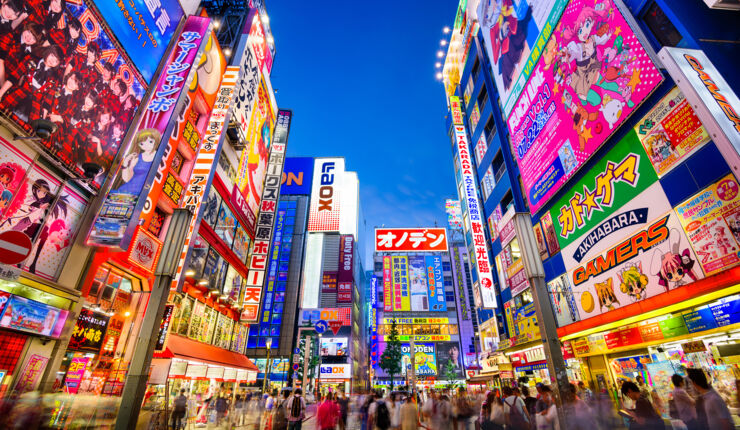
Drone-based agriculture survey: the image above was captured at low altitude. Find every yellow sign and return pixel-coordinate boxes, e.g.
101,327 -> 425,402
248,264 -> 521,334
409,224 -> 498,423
382,318 -> 449,325
450,96 -> 463,125
386,335 -> 452,342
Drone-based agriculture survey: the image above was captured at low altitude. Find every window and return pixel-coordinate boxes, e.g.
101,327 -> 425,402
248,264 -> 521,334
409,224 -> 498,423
642,2 -> 684,47
501,191 -> 514,214
442,262 -> 452,271
474,134 -> 488,165
445,291 -> 455,302
492,150 -> 506,183
484,116 -> 496,144
481,166 -> 496,199
471,58 -> 481,81
476,84 -> 488,110
374,261 -> 383,272
464,74 -> 475,105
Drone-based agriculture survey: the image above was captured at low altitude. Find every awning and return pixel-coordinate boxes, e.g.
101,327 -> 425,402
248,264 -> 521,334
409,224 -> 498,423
467,373 -> 496,384
157,335 -> 258,371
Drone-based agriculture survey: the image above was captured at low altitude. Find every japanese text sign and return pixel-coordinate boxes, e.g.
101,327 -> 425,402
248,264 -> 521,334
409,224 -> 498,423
383,256 -> 392,312
68,308 -> 110,352
64,357 -> 90,394
506,0 -> 662,213
14,354 -> 48,394
375,228 -> 448,252
308,158 -> 344,232
392,256 -> 410,311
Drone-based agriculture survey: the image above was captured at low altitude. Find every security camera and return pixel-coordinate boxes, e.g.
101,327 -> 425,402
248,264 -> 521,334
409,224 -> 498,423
81,162 -> 102,180
29,119 -> 58,140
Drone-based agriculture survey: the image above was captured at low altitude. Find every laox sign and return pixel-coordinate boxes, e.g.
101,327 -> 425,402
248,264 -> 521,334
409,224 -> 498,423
318,162 -> 336,211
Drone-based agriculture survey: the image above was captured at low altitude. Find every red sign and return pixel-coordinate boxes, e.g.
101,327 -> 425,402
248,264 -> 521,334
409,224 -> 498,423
127,227 -> 163,273
230,185 -> 256,237
605,327 -> 643,349
0,230 -> 33,265
328,320 -> 342,335
375,228 -> 448,252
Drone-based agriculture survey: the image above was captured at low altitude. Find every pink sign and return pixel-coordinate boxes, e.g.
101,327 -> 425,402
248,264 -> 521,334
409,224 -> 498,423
506,0 -> 662,213
14,354 -> 48,393
64,357 -> 90,394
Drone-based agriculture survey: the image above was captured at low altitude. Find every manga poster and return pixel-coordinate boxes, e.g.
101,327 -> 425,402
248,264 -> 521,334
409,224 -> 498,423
0,0 -> 146,185
506,0 -> 662,213
533,222 -> 548,259
547,273 -> 580,326
635,87 -> 711,177
401,343 -> 437,376
477,0 -> 568,115
674,174 -> 740,276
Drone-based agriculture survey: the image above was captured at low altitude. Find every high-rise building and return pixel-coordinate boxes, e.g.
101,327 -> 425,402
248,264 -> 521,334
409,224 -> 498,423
441,0 -> 740,394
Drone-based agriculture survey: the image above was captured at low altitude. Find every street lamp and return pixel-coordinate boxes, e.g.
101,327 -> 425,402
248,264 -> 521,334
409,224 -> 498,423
262,338 -> 273,393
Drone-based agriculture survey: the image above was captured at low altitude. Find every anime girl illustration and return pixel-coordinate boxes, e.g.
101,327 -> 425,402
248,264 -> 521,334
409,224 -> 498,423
27,213 -> 70,275
646,132 -> 676,164
478,0 -> 531,90
112,128 -> 160,195
558,141 -> 578,173
618,262 -> 648,301
713,226 -> 736,255
1,178 -> 59,239
594,277 -> 620,312
651,228 -> 699,292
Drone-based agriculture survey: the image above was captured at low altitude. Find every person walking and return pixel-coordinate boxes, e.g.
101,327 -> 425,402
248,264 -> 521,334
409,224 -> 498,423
215,393 -> 230,428
520,386 -> 537,429
576,382 -> 593,406
273,390 -> 290,430
318,392 -> 339,430
400,395 -> 420,430
687,368 -> 734,430
171,389 -> 188,430
436,394 -> 454,430
286,389 -> 307,430
533,386 -> 557,430
502,386 -> 530,430
621,381 -> 665,430
562,384 -> 598,430
453,387 -> 475,430
670,374 -> 698,430
370,391 -> 391,430
337,392 -> 349,430
480,391 -> 504,430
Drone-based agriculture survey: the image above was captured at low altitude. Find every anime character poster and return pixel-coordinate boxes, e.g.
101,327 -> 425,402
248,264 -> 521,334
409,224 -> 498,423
533,222 -> 548,259
674,174 -> 740,276
401,343 -> 437,376
635,87 -> 711,177
477,0 -> 568,116
547,274 -> 580,326
540,212 -> 560,254
506,0 -> 662,213
563,193 -> 703,320
0,0 -> 146,185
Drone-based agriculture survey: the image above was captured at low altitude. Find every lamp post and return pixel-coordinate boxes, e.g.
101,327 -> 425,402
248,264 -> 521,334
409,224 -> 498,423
262,338 -> 273,393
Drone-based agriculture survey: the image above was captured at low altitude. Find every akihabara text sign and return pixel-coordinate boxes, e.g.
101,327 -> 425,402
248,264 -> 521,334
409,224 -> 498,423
506,0 -> 662,213
375,228 -> 448,252
242,110 -> 291,322
451,97 -> 495,307
88,16 -> 210,249
171,67 -> 240,290
308,158 -> 344,232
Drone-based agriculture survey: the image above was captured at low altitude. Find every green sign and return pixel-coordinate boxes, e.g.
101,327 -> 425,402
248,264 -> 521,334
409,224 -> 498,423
659,315 -> 689,339
548,130 -> 658,249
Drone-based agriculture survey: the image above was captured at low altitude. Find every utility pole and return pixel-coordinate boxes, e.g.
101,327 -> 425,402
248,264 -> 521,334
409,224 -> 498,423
514,213 -> 570,428
115,210 -> 192,430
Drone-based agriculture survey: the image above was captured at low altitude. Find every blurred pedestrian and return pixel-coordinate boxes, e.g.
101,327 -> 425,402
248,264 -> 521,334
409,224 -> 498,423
401,394 -> 420,430
533,385 -> 557,430
670,374 -> 698,430
454,387 -> 475,430
502,386 -> 530,430
338,391 -> 349,430
436,394 -> 454,430
388,393 -> 400,430
562,384 -> 598,430
521,386 -> 537,428
273,390 -> 290,430
171,389 -> 188,430
216,393 -> 230,427
286,389 -> 307,430
318,392 -> 340,430
687,368 -> 734,430
577,382 -> 593,405
620,381 -> 664,430
636,375 -> 650,400
480,391 -> 504,430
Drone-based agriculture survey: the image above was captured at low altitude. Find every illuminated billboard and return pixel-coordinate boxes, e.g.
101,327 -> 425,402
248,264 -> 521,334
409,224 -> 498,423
505,0 -> 662,213
451,96 -> 496,307
445,200 -> 463,230
308,158 -> 345,232
281,157 -> 314,195
375,228 -> 448,252
392,256 -> 410,311
0,0 -> 147,185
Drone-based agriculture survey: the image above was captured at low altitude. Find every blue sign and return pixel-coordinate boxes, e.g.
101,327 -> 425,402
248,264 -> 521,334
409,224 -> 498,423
682,308 -> 718,333
710,298 -> 740,327
315,320 -> 328,334
93,0 -> 184,82
281,158 -> 314,195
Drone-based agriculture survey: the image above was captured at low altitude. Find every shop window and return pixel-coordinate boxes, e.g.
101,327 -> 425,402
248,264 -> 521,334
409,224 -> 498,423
484,116 -> 496,144
642,2 -> 684,48
476,84 -> 488,111
148,207 -> 166,237
0,332 -> 27,373
202,187 -> 222,227
471,58 -> 481,82
214,204 -> 238,247
171,151 -> 184,175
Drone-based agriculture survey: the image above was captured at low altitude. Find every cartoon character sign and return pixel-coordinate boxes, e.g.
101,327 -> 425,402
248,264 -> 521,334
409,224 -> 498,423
506,0 -> 662,213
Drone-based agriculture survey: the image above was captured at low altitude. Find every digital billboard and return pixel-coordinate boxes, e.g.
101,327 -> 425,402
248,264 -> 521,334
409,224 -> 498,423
375,228 -> 448,252
424,255 -> 447,312
506,0 -> 662,213
401,343 -> 437,376
436,342 -> 464,379
88,16 -> 210,249
308,158 -> 345,232
408,256 -> 429,312
320,337 -> 348,356
445,200 -> 464,230
338,235 -> 354,303
92,0 -> 184,82
0,0 -> 147,185
281,157 -> 314,195
392,256 -> 410,311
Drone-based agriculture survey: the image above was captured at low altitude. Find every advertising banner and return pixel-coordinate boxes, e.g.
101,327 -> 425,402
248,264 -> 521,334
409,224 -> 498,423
392,256 -> 410,311
401,343 -> 437,376
308,158 -> 344,232
322,271 -> 338,294
563,206 -> 703,321
635,87 -> 710,177
435,342 -> 464,379
299,308 -> 352,326
674,174 -> 740,275
549,131 -> 659,250
375,228 -> 448,252
548,274 -> 580,327
506,0 -> 662,213
445,200 -> 464,230
319,364 -> 351,379
451,97 -> 496,307
0,295 -> 60,337
383,256 -> 393,312
0,0 -> 147,185
14,354 -> 48,394
64,357 -> 90,394
68,308 -> 110,352
92,0 -> 184,82
88,16 -> 210,249
320,337 -> 348,356
338,235 -> 354,303
477,0 -> 568,116
409,256 -> 430,312
281,157 -> 314,195
382,318 -> 450,325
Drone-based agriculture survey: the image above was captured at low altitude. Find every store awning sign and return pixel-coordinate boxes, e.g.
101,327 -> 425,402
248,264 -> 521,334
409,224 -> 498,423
659,47 -> 740,179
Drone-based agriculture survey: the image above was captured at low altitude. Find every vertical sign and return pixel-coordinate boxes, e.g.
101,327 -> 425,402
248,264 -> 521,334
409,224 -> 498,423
308,158 -> 345,232
392,256 -> 410,311
171,66 -> 241,290
450,96 -> 496,307
337,235 -> 354,303
426,255 -> 447,312
88,16 -> 211,249
243,110 -> 292,322
383,256 -> 392,312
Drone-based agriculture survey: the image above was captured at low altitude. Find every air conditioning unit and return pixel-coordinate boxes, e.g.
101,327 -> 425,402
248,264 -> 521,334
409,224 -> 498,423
704,0 -> 740,10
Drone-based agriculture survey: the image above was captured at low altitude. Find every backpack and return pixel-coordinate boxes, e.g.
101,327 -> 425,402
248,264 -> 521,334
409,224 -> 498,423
375,401 -> 391,430
290,396 -> 304,419
504,398 -> 528,430
174,395 -> 187,413
274,400 -> 288,430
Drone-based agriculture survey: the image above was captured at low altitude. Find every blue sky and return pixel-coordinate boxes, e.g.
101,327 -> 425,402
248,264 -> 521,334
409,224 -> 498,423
268,1 -> 460,243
